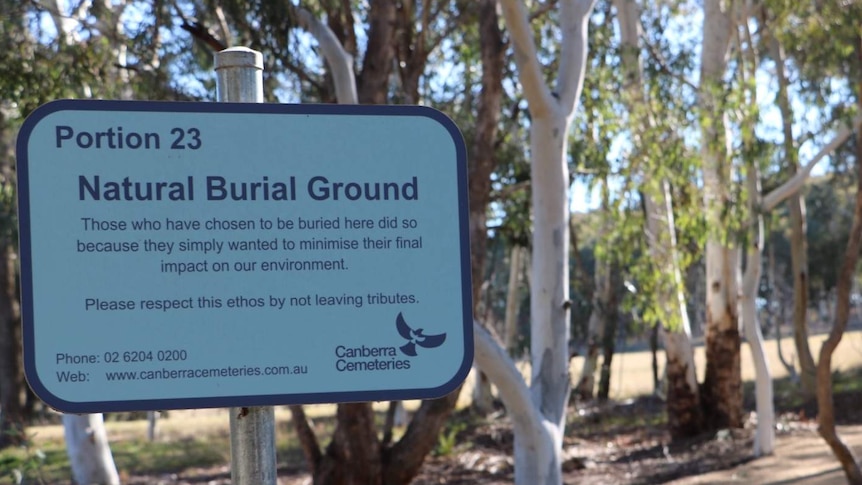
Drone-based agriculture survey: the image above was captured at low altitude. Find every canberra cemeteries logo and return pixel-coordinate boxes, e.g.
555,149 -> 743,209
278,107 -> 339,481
395,312 -> 446,356
334,312 -> 447,372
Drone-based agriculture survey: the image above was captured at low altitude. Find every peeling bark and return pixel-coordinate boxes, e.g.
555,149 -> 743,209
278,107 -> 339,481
357,0 -> 396,104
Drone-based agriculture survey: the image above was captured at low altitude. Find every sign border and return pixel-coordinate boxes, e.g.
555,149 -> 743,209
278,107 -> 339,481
17,99 -> 474,413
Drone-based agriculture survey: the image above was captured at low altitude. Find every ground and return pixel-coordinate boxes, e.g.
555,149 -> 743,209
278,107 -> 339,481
113,390 -> 862,485
407,398 -> 862,485
5,332 -> 861,484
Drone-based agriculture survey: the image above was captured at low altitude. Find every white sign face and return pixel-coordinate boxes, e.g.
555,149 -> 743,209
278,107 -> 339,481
17,100 -> 473,413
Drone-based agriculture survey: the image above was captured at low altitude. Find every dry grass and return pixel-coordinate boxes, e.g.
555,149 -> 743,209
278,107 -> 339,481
588,329 -> 862,399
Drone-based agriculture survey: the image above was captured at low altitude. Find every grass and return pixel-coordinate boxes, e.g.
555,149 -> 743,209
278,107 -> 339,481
1,331 -> 860,483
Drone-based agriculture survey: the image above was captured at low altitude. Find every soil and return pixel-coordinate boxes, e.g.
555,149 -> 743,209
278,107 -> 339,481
127,389 -> 862,485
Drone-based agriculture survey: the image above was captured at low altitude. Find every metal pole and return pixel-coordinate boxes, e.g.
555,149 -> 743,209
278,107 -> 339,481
214,47 -> 277,485
216,47 -> 264,103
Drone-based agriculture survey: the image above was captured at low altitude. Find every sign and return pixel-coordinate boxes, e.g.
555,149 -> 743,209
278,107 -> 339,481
16,100 -> 473,413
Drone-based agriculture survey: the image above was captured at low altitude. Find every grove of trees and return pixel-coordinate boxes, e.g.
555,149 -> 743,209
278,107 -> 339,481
2,0 -> 862,483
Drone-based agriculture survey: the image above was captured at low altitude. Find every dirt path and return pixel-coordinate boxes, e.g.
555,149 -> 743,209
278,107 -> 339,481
665,425 -> 862,485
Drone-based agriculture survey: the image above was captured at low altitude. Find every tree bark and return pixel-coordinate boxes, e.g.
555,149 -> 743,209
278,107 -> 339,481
357,0 -> 396,104
576,179 -> 612,402
469,0 -> 506,309
504,245 -> 525,355
815,150 -> 862,483
735,14 -> 775,456
472,322 -> 553,482
650,323 -> 660,396
0,243 -> 24,449
467,0 -> 507,418
576,253 -> 609,401
382,391 -> 460,483
0,50 -> 24,449
292,5 -> 358,105
769,242 -> 798,380
596,300 -> 618,402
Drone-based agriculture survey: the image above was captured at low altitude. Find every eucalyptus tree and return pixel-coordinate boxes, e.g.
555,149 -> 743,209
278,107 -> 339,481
764,15 -> 816,399
608,0 -> 704,437
735,14 -> 775,454
764,0 -> 862,478
698,0 -> 746,430
694,0 -> 862,454
818,122 -> 862,485
569,0 -> 620,404
475,0 -> 598,482
764,0 -> 862,409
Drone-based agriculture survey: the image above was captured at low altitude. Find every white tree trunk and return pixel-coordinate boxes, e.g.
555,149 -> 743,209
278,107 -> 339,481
644,184 -> 700,424
496,0 -> 596,482
741,166 -> 775,456
741,248 -> 775,455
291,5 -> 358,105
147,411 -> 158,442
63,414 -> 121,485
473,322 -> 555,483
527,115 -> 572,483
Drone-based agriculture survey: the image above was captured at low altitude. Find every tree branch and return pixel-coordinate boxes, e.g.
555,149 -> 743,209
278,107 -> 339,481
490,179 -> 530,202
178,19 -> 226,51
762,114 -> 862,212
640,24 -> 698,92
529,0 -> 559,21
556,0 -> 597,112
471,320 -> 546,448
498,0 -> 556,117
290,4 -> 358,104
171,1 -> 226,51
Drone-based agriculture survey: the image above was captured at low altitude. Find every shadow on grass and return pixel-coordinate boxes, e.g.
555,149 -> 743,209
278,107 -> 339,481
744,365 -> 862,424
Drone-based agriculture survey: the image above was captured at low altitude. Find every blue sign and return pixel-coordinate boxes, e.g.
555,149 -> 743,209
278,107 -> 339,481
16,100 -> 473,413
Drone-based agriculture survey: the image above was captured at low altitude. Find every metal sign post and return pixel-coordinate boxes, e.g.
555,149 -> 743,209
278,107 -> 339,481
214,47 -> 277,485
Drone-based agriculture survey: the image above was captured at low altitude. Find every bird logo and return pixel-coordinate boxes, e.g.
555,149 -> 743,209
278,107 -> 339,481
395,312 -> 446,357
